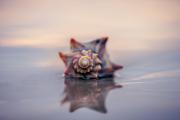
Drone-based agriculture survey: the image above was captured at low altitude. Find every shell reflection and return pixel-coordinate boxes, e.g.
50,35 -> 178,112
61,78 -> 122,113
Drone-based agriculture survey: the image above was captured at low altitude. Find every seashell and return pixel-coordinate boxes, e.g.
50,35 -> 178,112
59,37 -> 123,79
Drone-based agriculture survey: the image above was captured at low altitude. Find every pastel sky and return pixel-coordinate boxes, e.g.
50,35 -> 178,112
0,0 -> 180,51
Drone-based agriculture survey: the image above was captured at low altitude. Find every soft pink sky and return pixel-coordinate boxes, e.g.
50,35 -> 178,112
0,0 -> 180,51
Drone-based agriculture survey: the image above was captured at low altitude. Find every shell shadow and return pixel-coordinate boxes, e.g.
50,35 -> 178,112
61,77 -> 122,113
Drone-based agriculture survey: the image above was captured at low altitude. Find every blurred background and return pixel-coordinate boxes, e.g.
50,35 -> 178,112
1,0 -> 180,50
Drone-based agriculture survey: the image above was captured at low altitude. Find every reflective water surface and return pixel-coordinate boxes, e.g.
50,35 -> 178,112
0,47 -> 180,120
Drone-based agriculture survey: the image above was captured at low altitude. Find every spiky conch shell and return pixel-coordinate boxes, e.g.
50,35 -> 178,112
59,37 -> 123,79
